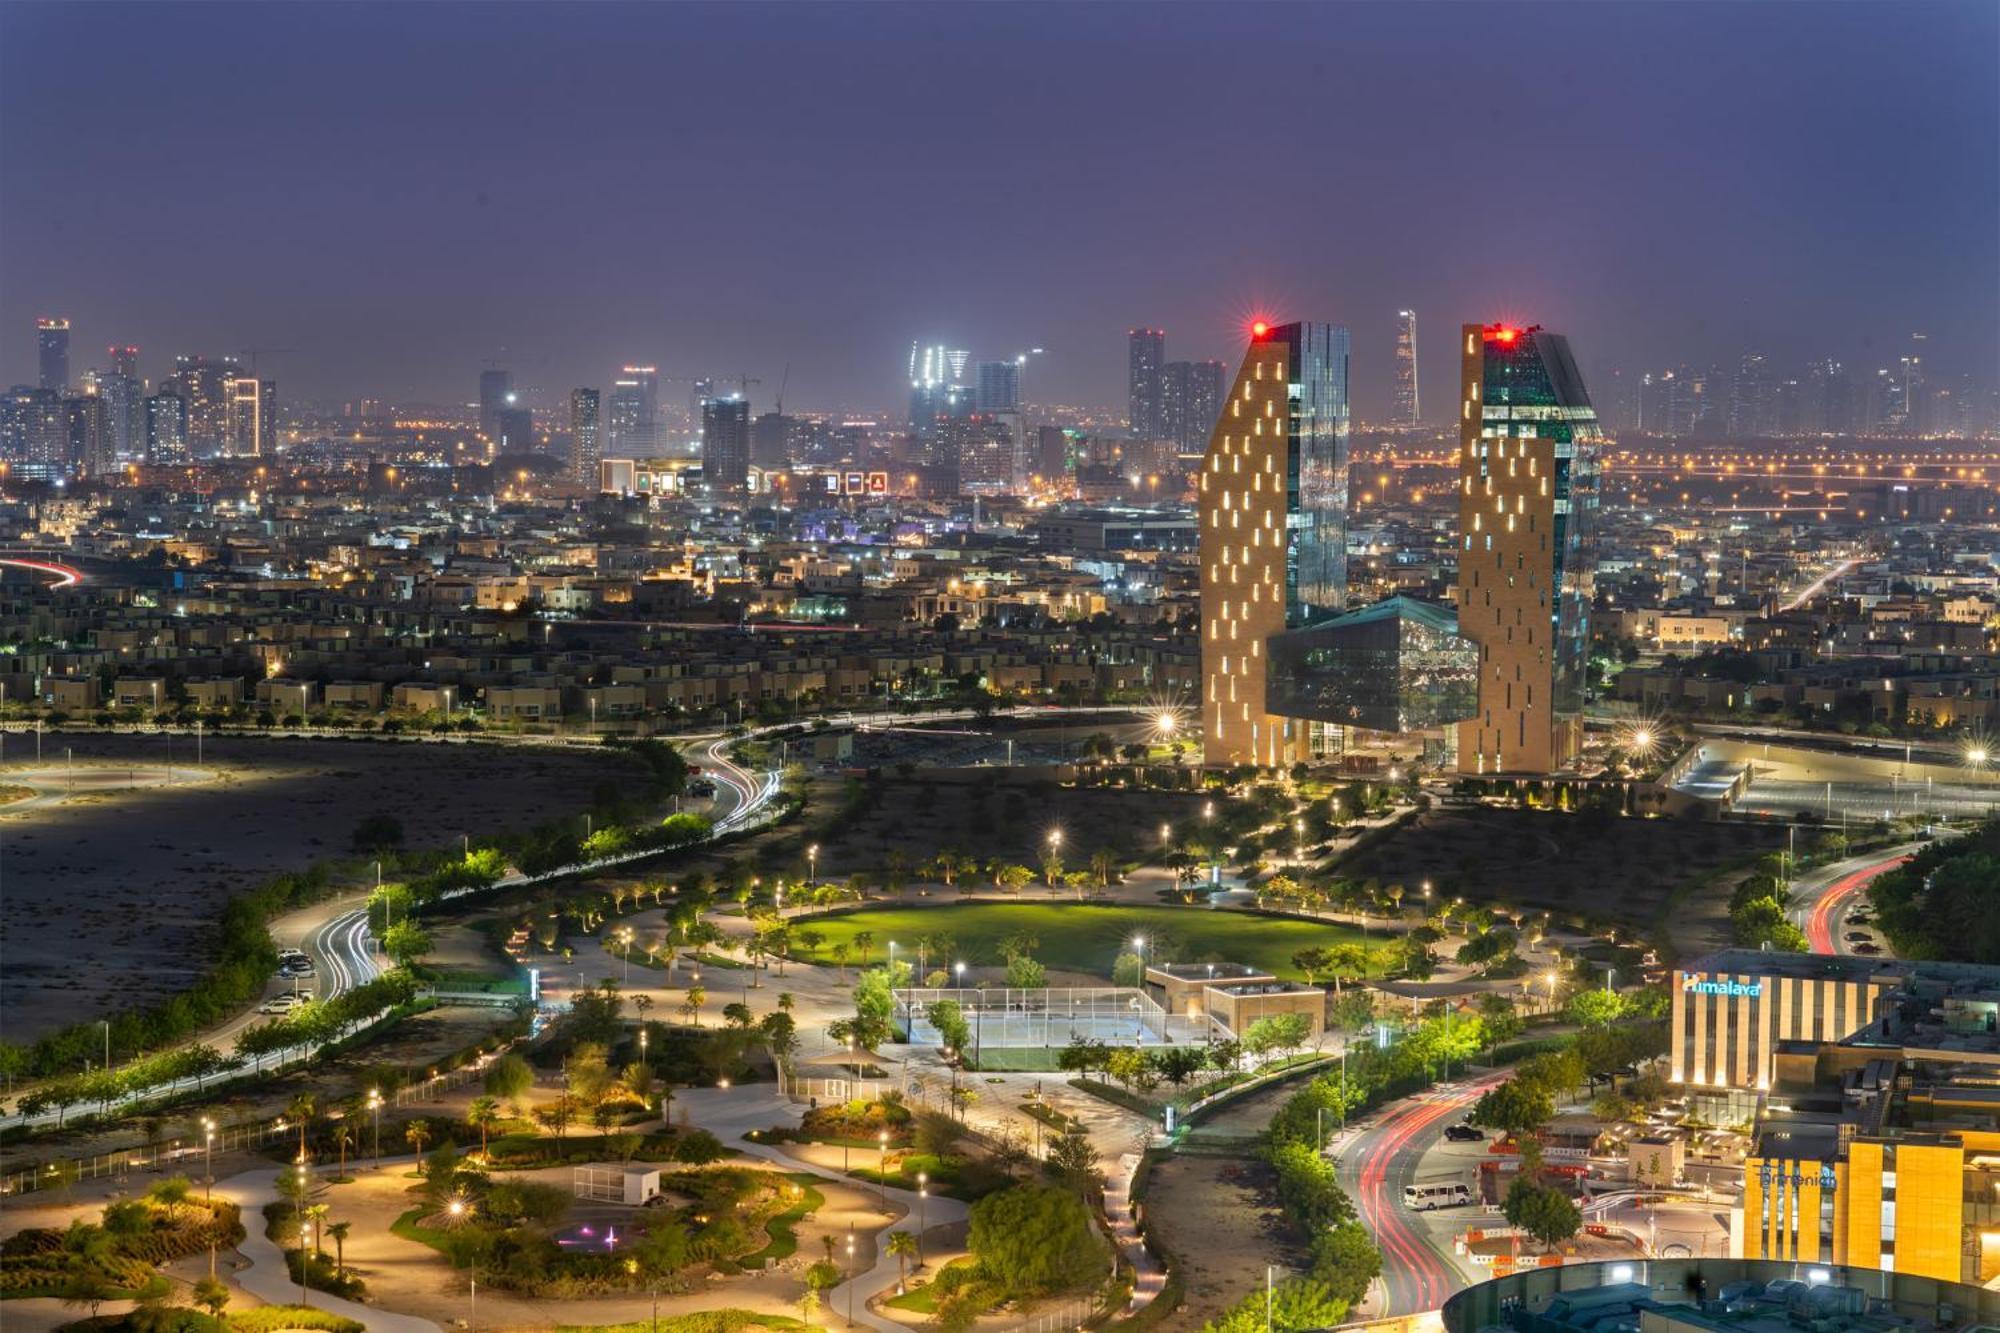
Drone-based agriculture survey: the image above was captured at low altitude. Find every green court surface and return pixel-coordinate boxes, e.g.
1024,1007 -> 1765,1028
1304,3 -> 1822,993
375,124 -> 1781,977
787,901 -> 1373,981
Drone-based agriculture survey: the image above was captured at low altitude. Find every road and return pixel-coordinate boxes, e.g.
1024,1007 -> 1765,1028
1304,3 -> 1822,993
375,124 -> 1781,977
1798,845 -> 1917,956
1338,1075 -> 1501,1315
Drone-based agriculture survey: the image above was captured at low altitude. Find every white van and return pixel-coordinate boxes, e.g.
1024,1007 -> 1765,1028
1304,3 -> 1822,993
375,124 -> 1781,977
1402,1181 -> 1473,1211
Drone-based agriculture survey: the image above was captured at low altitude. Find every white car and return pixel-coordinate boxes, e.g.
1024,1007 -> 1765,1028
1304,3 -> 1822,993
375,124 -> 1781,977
259,994 -> 309,1015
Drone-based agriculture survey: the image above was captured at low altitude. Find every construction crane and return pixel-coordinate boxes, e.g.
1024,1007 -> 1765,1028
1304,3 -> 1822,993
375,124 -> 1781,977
235,347 -> 298,374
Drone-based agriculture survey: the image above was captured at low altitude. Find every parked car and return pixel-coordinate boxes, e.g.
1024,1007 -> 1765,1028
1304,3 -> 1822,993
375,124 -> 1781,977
1853,942 -> 1883,954
1445,1123 -> 1485,1142
1844,931 -> 1873,944
259,995 -> 305,1015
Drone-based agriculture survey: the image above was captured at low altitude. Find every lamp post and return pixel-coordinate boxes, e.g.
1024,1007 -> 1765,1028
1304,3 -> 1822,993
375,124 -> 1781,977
917,1173 -> 928,1266
808,843 -> 819,887
877,1130 -> 891,1211
298,1224 -> 311,1304
202,1119 -> 215,1200
368,1089 -> 382,1163
845,1232 -> 857,1327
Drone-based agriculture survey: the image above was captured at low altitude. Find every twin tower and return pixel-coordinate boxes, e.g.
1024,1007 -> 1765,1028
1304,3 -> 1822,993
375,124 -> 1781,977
1197,320 -> 1601,775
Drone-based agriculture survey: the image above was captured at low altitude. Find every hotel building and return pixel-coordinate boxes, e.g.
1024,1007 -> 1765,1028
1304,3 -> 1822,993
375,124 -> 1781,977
1455,323 -> 1601,774
1197,320 -> 1350,767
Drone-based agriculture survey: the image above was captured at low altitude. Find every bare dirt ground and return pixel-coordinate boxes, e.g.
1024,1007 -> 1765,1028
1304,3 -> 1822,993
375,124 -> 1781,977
815,774 -> 1206,880
1,734 -> 629,1038
1336,805 -> 1781,938
1144,1153 -> 1297,1326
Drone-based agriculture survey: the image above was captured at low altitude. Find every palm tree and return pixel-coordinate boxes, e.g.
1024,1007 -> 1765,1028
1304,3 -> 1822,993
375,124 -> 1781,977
326,1220 -> 351,1281
405,1120 -> 433,1158
193,1275 -> 230,1317
681,985 -> 706,1027
332,1123 -> 355,1179
886,1229 -> 919,1289
777,991 -> 795,1015
633,993 -> 654,1024
304,1202 -> 330,1257
287,1093 -> 317,1157
853,931 -> 875,968
467,1096 -> 500,1157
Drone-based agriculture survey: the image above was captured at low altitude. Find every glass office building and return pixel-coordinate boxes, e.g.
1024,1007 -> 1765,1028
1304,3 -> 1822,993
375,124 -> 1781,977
1273,321 -> 1352,623
1265,596 -> 1478,733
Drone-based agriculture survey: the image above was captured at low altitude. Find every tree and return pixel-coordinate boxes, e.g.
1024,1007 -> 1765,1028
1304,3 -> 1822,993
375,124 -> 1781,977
404,1119 -> 433,1157
926,1000 -> 972,1058
1504,1176 -> 1581,1251
193,1275 -> 231,1317
680,985 -> 707,1027
968,1183 -> 1107,1296
886,1229 -> 919,1289
1111,950 -> 1145,987
1292,946 -> 1334,986
381,919 -> 433,968
1046,1126 -> 1100,1194
326,1219 -> 351,1279
722,1001 -> 755,1029
1469,1078 -> 1554,1135
1566,989 -> 1628,1028
484,1052 -> 534,1108
1005,953 -> 1047,989
1153,1045 -> 1206,1088
994,863 -> 1035,896
1310,1220 -> 1382,1309
287,1093 -> 317,1156
1106,1047 -> 1152,1092
467,1096 -> 500,1156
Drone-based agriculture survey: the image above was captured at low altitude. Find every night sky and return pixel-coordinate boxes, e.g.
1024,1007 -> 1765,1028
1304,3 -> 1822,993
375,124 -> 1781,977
3,0 -> 1994,419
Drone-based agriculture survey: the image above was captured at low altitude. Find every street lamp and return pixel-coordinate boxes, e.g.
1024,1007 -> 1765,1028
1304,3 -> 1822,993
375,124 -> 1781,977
808,844 -> 819,887
1160,823 -> 1171,850
845,1232 -> 857,1327
202,1118 -> 216,1200
368,1089 -> 382,1163
877,1129 -> 890,1211
916,1173 -> 928,1266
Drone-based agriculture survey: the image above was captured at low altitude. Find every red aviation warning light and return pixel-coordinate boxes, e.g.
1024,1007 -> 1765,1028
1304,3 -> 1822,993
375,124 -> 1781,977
1482,324 -> 1528,344
1251,321 -> 1269,339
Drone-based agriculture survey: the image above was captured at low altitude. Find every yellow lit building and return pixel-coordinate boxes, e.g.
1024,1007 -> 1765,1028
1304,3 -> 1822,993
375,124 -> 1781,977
1197,321 -> 1350,768
1454,324 -> 1601,775
1735,960 -> 2000,1283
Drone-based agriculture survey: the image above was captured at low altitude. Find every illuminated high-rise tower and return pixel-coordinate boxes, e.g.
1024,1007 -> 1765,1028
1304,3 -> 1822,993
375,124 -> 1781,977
1394,310 -> 1420,426
37,318 -> 70,393
1198,320 -> 1350,767
569,388 -> 601,483
1128,328 -> 1165,438
701,394 -> 751,491
608,367 -> 659,454
1455,323 -> 1601,775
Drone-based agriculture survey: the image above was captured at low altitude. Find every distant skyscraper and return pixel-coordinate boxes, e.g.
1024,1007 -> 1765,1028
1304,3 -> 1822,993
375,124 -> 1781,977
1455,323 -> 1600,776
496,404 -> 534,455
569,388 -> 600,483
37,318 -> 70,393
1394,310 -> 1420,426
1128,328 -> 1165,438
225,376 -> 276,456
1162,360 -> 1226,455
958,412 -> 1023,494
751,411 -> 793,467
145,387 -> 189,463
1,386 -> 66,471
975,360 -> 1020,413
478,369 -> 512,442
907,342 -> 970,477
167,356 -> 235,455
609,366 -> 659,454
1198,320 -> 1351,768
701,394 -> 751,491
65,393 -> 110,476
1729,352 -> 1775,437
97,347 -> 144,461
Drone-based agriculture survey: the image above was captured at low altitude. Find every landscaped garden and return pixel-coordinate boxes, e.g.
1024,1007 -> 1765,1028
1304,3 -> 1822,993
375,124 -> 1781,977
787,902 -> 1373,980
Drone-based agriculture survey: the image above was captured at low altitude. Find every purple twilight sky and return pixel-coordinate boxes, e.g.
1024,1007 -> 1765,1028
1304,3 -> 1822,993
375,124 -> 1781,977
2,0 -> 1994,420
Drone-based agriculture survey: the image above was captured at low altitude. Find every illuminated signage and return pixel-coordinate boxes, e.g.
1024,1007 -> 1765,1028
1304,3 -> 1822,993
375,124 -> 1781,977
1682,977 -> 1762,998
1759,1163 -> 1837,1191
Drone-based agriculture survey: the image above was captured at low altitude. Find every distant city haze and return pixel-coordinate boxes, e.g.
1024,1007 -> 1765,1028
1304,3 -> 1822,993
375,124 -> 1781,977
1,0 -> 1993,416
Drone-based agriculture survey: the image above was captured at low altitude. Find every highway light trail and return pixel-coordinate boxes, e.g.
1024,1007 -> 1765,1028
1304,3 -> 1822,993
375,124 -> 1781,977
1806,853 -> 1909,954
1350,1075 -> 1501,1314
0,555 -> 83,587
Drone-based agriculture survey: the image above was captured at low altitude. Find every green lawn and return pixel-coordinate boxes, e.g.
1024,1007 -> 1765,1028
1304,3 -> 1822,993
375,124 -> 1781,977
789,902 -> 1371,981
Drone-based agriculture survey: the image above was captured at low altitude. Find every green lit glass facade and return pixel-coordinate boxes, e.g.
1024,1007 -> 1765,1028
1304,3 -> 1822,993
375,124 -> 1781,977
1476,330 -> 1601,717
1264,596 -> 1479,733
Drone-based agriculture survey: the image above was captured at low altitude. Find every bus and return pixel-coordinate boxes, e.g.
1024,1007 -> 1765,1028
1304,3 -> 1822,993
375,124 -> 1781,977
1403,1181 -> 1473,1211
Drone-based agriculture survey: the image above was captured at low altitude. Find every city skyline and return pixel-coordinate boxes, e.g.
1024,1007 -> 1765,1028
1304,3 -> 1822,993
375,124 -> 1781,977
2,1 -> 1993,416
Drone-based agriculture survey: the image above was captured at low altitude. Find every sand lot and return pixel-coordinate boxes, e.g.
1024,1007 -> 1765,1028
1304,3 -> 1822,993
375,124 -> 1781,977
1,733 -> 629,1039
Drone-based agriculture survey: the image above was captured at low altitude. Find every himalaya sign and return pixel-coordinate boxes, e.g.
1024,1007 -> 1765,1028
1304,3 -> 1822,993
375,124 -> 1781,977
1683,977 -> 1763,998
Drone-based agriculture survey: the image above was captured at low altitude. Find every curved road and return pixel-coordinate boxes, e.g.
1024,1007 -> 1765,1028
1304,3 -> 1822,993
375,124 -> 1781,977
1338,1074 -> 1502,1315
1798,845 -> 1918,956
